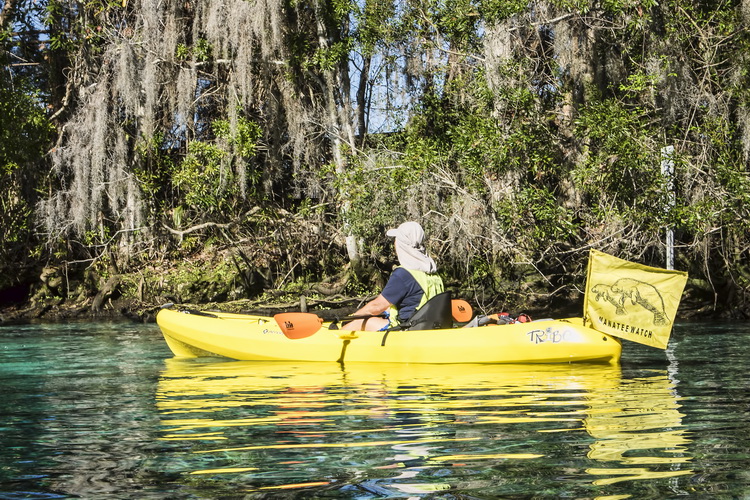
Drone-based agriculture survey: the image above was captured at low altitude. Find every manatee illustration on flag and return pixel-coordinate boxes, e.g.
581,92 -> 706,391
583,249 -> 688,349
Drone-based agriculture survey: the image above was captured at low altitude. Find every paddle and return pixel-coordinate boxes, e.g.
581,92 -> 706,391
274,299 -> 474,339
274,312 -> 323,339
274,312 -> 387,339
451,299 -> 473,322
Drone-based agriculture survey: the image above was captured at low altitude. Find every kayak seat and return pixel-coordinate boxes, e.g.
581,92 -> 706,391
380,291 -> 453,346
393,291 -> 454,332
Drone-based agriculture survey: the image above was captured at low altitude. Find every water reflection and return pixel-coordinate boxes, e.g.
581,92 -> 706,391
155,360 -> 693,496
584,372 -> 692,486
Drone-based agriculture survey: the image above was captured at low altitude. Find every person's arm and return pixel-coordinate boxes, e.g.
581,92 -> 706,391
341,271 -> 405,331
352,294 -> 391,317
340,294 -> 392,331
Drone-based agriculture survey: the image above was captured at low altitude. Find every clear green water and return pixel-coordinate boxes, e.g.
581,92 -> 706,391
1,320 -> 750,498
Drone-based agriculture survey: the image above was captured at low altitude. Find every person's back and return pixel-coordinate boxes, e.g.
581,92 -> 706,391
382,266 -> 443,325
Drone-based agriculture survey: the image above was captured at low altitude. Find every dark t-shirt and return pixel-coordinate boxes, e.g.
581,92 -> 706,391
381,267 -> 424,321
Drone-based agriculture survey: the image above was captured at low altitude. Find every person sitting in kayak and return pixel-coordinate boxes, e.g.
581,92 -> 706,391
341,221 -> 444,331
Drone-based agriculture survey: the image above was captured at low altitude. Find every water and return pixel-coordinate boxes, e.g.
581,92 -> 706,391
1,320 -> 750,499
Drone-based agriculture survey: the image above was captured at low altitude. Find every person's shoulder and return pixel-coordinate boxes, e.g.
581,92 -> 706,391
391,267 -> 410,277
384,268 -> 416,288
391,267 -> 418,282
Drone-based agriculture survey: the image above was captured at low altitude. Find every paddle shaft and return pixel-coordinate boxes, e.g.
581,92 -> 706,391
275,299 -> 473,339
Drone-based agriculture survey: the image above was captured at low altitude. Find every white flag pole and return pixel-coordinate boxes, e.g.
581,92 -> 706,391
661,146 -> 675,270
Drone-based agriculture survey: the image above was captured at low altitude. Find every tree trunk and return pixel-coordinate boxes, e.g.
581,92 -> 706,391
314,0 -> 360,263
357,54 -> 371,146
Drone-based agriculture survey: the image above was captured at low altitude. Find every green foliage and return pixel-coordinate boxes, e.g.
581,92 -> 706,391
619,70 -> 659,97
310,40 -> 351,71
171,116 -> 262,215
693,116 -> 750,232
0,76 -> 53,283
45,2 -> 74,51
573,99 -> 665,223
173,141 -> 232,212
0,83 -> 52,172
671,200 -> 715,234
352,0 -> 396,54
479,0 -> 529,23
134,132 -> 174,199
331,155 -> 408,241
175,43 -> 191,61
495,186 -> 577,243
561,0 -> 658,15
215,117 -> 263,159
176,39 -> 213,62
195,39 -> 213,62
5,0 -> 750,316
134,254 -> 244,303
427,0 -> 482,50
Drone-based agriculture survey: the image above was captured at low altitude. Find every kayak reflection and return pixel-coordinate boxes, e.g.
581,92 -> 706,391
155,359 -> 692,495
584,370 -> 692,485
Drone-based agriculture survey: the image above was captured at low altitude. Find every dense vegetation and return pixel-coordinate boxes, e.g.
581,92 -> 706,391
2,0 -> 749,318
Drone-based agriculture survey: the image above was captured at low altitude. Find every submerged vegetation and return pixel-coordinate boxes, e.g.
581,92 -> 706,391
1,0 -> 749,319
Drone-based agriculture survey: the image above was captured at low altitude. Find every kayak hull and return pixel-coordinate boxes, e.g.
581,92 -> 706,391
156,308 -> 621,364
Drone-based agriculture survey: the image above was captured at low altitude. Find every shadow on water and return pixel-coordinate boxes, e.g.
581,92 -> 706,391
153,359 -> 693,498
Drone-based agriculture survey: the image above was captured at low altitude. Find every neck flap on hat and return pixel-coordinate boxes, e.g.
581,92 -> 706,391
392,223 -> 437,273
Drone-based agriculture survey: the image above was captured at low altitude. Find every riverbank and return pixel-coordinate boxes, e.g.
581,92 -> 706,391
0,257 -> 739,324
0,283 -> 372,324
0,286 -> 721,325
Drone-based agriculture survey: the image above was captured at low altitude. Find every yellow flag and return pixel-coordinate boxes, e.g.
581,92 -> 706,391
583,249 -> 687,349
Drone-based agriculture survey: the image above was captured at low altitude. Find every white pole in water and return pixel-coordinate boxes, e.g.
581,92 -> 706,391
661,146 -> 675,270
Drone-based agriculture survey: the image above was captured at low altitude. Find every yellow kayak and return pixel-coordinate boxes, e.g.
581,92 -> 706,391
156,308 -> 621,364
